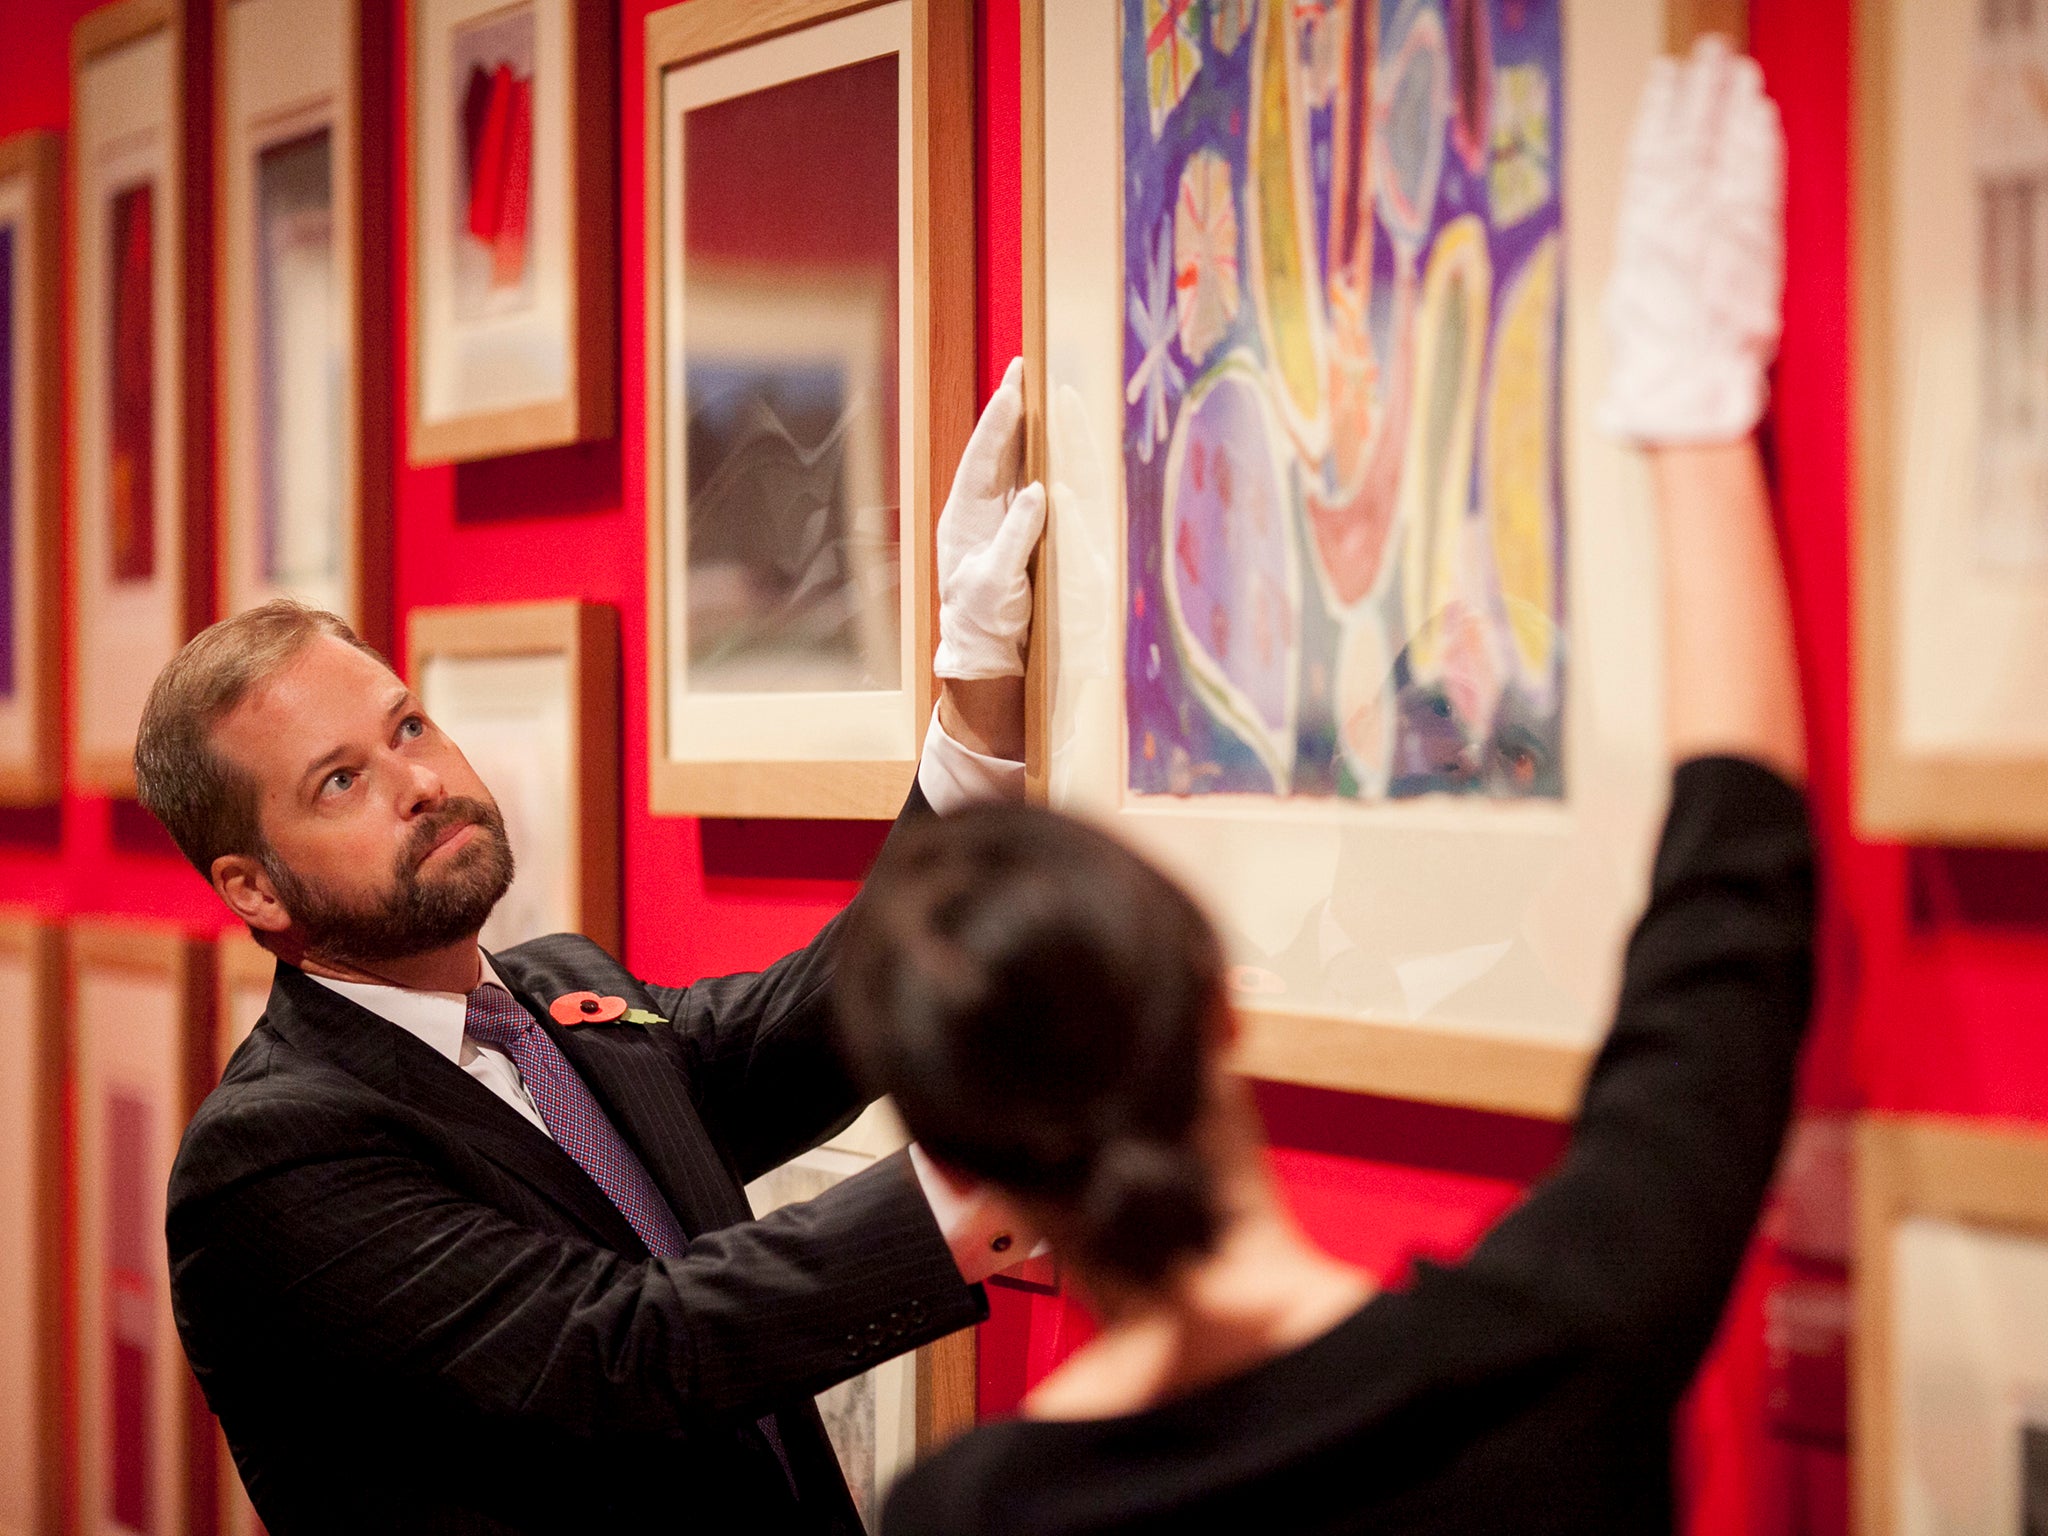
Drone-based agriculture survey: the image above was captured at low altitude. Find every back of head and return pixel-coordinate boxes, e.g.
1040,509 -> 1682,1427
835,803 -> 1227,1289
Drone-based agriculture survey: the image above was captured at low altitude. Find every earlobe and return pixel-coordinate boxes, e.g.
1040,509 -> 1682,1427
213,855 -> 291,934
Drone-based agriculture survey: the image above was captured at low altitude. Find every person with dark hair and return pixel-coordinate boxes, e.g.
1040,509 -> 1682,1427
833,39 -> 1808,1535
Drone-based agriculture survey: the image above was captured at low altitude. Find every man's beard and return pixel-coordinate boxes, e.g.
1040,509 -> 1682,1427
264,797 -> 516,967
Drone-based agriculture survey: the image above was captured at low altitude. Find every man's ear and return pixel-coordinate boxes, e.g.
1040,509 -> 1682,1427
213,854 -> 291,935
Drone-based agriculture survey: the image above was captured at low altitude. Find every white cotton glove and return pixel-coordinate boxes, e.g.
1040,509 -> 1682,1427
933,357 -> 1049,680
1598,36 -> 1785,446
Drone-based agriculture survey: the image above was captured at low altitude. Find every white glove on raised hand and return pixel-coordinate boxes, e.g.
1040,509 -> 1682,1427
934,357 -> 1049,680
1599,36 -> 1785,446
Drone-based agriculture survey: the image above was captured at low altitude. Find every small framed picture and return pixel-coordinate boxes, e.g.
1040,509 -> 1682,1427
1855,1114 -> 2048,1535
216,0 -> 392,647
745,1102 -> 976,1526
69,920 -> 215,1536
407,600 -> 620,954
408,0 -> 613,464
643,0 -> 974,819
0,916 -> 63,1536
0,133 -> 63,806
71,0 -> 209,797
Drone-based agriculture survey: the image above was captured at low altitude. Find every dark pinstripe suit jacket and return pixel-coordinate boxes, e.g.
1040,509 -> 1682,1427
167,789 -> 985,1536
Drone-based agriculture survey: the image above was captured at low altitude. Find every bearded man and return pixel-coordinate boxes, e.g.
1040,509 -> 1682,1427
148,364 -> 1044,1536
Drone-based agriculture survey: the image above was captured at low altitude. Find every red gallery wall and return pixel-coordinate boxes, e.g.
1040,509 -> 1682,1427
1,2 -> 2037,1533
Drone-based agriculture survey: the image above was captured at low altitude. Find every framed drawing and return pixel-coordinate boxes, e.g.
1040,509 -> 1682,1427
0,134 -> 63,808
407,600 -> 620,953
408,0 -> 612,464
1854,1114 -> 2048,1536
643,0 -> 974,819
1023,0 -> 1694,1118
744,1102 -> 976,1525
70,921 -> 216,1536
1855,0 -> 2048,843
217,0 -> 392,648
212,929 -> 270,1536
0,917 -> 63,1536
72,0 -> 210,797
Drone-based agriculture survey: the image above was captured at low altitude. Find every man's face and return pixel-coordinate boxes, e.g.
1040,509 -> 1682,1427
211,635 -> 514,966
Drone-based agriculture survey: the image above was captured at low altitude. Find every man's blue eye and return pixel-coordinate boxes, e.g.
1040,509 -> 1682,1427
400,717 -> 426,740
326,770 -> 354,794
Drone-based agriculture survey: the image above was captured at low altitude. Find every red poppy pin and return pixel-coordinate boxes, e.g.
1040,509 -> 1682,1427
547,991 -> 668,1028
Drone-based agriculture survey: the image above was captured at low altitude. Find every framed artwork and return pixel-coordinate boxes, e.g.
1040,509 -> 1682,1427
1855,1114 -> 2048,1536
1022,0 -> 1710,1118
0,917 -> 63,1536
216,0 -> 392,648
71,0 -> 210,798
643,0 -> 974,819
408,0 -> 613,464
407,600 -> 620,954
1855,0 -> 2048,843
212,929 -> 270,1536
0,134 -> 63,808
744,1102 -> 976,1525
70,921 -> 216,1536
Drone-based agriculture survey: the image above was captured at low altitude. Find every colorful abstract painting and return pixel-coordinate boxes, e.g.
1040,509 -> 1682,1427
0,221 -> 15,700
453,4 -> 535,320
107,182 -> 154,585
1123,0 -> 1565,801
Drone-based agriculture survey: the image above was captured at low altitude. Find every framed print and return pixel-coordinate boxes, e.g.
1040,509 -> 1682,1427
0,917 -> 63,1536
0,134 -> 63,808
1023,0 -> 1682,1117
217,0 -> 392,648
212,929 -> 269,1536
744,1102 -> 976,1524
70,921 -> 216,1536
644,0 -> 974,819
1855,1115 -> 2048,1536
408,0 -> 613,464
72,0 -> 210,797
1854,0 -> 2048,843
408,600 -> 620,953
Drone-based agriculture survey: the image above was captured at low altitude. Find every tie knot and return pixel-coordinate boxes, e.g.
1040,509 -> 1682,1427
464,985 -> 536,1049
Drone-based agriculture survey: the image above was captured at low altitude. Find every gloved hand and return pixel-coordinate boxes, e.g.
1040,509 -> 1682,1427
934,357 -> 1049,680
1598,36 -> 1785,446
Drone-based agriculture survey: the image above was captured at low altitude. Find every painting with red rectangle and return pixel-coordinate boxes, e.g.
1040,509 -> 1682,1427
107,1089 -> 153,1533
107,182 -> 154,583
454,4 -> 535,320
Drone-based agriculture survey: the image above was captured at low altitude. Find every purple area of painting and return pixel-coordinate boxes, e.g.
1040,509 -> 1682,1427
108,1089 -> 153,1532
1122,0 -> 1566,801
0,223 -> 15,699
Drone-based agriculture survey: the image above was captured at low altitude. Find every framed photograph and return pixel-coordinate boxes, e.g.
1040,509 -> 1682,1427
0,134 -> 63,808
643,0 -> 974,819
1023,0 -> 1697,1118
69,921 -> 216,1536
408,0 -> 613,464
0,917 -> 63,1536
407,600 -> 620,954
216,0 -> 391,648
211,928 -> 270,1536
744,1102 -> 976,1525
1855,1114 -> 2048,1536
1854,0 -> 2048,842
71,0 -> 210,797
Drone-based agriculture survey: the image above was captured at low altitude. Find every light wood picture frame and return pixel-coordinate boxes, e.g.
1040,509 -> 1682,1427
407,0 -> 614,464
69,920 -> 216,1536
643,0 -> 973,820
1854,1114 -> 2048,1536
0,132 -> 64,808
71,0 -> 212,798
216,0 -> 392,649
210,928 -> 270,1536
0,917 -> 64,1536
407,599 -> 620,954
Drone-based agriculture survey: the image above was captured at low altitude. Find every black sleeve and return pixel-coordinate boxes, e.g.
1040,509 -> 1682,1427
1447,755 -> 1816,1377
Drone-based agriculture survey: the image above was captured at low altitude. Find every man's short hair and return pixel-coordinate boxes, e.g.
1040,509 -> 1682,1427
135,601 -> 389,878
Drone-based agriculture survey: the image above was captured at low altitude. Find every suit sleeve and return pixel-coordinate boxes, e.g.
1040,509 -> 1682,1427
171,1109 -> 986,1436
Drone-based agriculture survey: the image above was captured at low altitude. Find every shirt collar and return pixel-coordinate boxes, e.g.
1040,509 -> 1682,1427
304,953 -> 514,1068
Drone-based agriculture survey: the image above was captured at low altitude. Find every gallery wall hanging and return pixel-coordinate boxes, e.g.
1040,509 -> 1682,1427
72,0 -> 213,798
69,920 -> 217,1536
1854,0 -> 2048,843
1022,0 -> 1736,1117
643,0 -> 974,819
1854,1115 -> 2048,1535
407,599 -> 620,953
216,0 -> 392,646
0,133 -> 63,807
0,917 -> 62,1536
408,0 -> 614,464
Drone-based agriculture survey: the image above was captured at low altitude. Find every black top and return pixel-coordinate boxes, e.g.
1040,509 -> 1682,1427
881,757 -> 1815,1536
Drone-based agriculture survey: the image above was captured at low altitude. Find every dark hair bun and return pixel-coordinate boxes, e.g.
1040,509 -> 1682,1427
1076,1138 -> 1219,1287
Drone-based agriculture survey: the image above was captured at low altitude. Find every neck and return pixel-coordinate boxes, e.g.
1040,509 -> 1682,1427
281,934 -> 485,995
